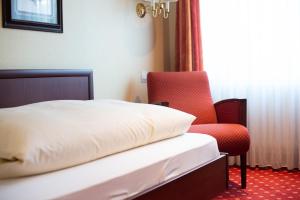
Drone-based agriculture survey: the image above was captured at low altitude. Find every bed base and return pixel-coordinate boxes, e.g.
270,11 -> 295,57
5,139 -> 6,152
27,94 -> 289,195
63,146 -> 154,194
133,154 -> 228,200
0,69 -> 228,200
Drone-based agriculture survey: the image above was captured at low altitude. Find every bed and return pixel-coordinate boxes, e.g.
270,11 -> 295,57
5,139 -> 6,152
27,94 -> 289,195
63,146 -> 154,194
0,69 -> 228,200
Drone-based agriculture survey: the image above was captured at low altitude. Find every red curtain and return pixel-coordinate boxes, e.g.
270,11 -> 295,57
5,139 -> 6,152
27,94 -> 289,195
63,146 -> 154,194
176,0 -> 203,71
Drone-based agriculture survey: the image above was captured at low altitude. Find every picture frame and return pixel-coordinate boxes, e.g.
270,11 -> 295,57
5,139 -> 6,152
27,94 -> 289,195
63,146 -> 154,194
2,0 -> 63,33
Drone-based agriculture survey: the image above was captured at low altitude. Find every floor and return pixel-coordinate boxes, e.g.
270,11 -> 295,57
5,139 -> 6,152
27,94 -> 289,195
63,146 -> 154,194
214,167 -> 300,200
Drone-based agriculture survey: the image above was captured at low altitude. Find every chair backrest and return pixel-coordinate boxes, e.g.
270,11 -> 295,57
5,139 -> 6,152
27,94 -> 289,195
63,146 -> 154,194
147,71 -> 217,124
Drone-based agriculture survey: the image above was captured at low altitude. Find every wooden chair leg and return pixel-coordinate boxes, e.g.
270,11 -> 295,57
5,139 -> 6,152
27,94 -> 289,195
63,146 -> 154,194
225,154 -> 229,189
240,153 -> 247,189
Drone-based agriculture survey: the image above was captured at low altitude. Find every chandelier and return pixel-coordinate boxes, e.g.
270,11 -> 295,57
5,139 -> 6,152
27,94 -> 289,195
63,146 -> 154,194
136,0 -> 178,19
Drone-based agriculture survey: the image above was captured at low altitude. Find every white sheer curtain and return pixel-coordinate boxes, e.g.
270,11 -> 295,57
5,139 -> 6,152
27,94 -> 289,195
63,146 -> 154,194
200,0 -> 300,169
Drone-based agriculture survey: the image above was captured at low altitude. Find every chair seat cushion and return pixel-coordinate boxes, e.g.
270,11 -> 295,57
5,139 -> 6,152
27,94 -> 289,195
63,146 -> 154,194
189,124 -> 250,155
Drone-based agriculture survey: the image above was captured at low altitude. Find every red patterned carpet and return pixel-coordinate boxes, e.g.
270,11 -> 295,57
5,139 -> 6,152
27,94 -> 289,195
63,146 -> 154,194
214,167 -> 300,200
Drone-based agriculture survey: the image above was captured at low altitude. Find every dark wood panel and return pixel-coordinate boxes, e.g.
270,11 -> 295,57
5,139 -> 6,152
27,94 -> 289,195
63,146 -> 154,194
0,69 -> 93,108
133,155 -> 228,200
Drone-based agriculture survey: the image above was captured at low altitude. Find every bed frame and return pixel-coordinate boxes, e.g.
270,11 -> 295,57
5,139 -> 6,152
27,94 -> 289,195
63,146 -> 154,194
0,69 -> 228,200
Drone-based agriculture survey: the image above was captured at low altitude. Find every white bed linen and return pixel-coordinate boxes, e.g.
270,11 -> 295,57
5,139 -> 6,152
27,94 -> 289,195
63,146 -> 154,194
0,99 -> 195,179
0,133 -> 220,200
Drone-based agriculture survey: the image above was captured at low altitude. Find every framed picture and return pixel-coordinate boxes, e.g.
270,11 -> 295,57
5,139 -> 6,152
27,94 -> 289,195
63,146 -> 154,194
2,0 -> 63,33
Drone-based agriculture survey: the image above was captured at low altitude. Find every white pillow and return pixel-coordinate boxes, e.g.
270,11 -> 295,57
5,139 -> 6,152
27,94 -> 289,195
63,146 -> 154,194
0,100 -> 195,179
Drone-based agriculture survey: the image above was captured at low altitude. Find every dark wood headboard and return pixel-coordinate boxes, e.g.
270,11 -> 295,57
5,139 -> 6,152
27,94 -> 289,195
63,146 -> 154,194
0,69 -> 94,108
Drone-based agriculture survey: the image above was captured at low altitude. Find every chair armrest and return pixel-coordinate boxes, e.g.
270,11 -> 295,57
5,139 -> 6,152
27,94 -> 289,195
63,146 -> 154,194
151,101 -> 169,107
214,99 -> 247,126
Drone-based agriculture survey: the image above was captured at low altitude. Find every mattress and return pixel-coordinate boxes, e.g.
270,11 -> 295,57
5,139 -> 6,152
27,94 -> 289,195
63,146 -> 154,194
0,133 -> 220,200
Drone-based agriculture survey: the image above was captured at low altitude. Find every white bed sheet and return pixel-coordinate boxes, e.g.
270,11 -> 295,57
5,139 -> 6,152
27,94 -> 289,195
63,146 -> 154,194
0,133 -> 220,200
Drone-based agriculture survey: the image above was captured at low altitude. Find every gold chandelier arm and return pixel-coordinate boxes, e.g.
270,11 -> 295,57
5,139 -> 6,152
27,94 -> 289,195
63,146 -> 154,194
163,9 -> 169,19
152,8 -> 159,17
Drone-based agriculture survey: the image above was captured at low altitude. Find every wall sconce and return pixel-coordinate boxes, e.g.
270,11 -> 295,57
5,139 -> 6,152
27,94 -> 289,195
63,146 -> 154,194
136,0 -> 178,19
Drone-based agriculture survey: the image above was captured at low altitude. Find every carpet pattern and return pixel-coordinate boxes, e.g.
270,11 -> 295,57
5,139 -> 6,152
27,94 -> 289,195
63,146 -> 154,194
214,167 -> 300,200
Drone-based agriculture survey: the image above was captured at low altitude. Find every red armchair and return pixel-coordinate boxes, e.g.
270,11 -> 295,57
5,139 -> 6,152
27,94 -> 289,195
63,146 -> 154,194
147,71 -> 250,189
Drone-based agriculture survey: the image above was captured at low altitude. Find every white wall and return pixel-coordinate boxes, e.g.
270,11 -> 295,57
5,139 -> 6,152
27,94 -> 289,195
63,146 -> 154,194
0,0 -> 165,102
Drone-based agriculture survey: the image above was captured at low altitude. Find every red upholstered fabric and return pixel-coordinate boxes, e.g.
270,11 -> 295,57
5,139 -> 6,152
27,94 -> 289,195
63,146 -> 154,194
147,72 -> 217,124
147,71 -> 250,187
189,124 -> 250,155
